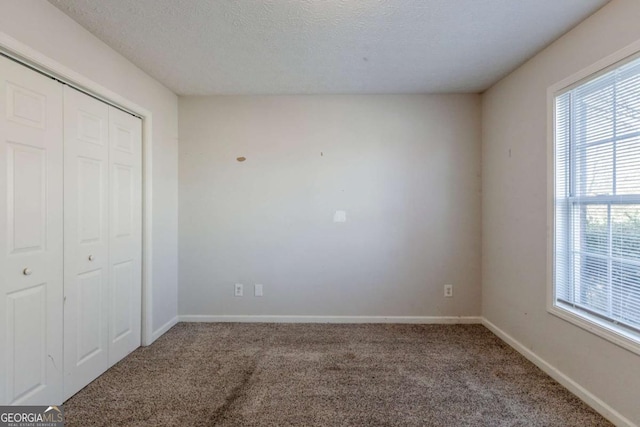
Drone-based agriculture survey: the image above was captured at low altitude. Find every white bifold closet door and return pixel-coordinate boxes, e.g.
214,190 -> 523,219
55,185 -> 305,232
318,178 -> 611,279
62,87 -> 109,399
63,87 -> 142,400
107,104 -> 142,366
0,55 -> 141,405
0,56 -> 64,404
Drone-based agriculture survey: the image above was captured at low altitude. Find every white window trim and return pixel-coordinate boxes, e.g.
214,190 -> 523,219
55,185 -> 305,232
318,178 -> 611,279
547,39 -> 640,357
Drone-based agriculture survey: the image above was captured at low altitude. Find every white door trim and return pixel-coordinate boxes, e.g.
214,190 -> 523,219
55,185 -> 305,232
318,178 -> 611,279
0,32 -> 155,346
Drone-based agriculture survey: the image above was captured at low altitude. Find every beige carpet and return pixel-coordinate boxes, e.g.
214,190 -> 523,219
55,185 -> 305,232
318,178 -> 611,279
64,323 -> 611,426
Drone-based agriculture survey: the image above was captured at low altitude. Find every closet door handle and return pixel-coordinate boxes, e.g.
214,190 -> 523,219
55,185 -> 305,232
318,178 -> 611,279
88,255 -> 94,261
23,268 -> 32,276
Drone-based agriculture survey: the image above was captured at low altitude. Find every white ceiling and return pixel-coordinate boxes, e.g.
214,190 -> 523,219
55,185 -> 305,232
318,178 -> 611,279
49,0 -> 608,95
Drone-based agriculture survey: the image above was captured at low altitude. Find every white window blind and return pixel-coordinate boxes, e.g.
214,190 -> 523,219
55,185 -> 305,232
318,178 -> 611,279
554,54 -> 640,338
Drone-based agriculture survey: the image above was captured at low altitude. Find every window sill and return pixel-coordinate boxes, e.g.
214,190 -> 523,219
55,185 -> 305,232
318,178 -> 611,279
548,303 -> 640,357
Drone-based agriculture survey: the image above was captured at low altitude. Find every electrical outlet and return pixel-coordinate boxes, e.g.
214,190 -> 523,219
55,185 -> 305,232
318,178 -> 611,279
254,284 -> 263,297
234,283 -> 243,297
444,284 -> 453,298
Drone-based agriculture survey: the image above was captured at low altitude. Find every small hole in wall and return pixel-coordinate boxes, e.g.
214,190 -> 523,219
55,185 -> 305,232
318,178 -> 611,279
236,156 -> 246,162
321,152 -> 323,156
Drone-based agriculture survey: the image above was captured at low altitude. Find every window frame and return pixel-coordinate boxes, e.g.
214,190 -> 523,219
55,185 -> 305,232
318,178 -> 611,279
547,40 -> 640,357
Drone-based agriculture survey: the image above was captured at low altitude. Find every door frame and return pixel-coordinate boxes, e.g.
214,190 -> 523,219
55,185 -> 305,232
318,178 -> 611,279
0,32 -> 155,346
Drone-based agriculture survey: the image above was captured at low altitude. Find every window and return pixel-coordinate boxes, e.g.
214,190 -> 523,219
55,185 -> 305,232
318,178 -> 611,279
553,53 -> 640,351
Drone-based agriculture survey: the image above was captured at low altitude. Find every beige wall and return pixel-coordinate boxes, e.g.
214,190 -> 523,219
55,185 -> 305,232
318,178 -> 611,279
179,95 -> 481,318
0,0 -> 179,337
482,0 -> 640,424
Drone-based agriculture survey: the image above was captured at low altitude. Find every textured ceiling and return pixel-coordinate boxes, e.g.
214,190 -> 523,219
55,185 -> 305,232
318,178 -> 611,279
49,0 -> 608,95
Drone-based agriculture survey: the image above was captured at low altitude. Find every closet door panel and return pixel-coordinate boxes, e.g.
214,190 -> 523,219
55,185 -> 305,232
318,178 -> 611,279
8,144 -> 46,252
63,86 -> 110,400
0,57 -> 64,405
108,107 -> 141,366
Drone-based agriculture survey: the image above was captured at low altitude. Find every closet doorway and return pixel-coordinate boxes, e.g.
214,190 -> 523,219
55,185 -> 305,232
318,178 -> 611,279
0,54 -> 143,405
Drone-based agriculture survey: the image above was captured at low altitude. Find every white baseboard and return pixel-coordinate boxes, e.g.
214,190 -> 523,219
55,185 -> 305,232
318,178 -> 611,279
482,318 -> 636,427
150,316 -> 179,343
178,315 -> 483,324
